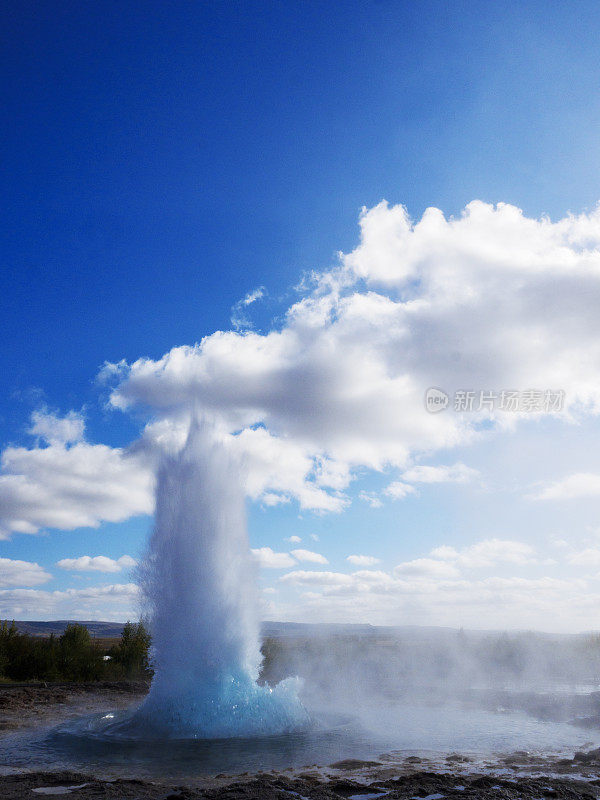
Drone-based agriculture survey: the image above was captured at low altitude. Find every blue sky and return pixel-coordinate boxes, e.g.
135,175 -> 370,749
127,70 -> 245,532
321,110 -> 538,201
3,1 -> 600,628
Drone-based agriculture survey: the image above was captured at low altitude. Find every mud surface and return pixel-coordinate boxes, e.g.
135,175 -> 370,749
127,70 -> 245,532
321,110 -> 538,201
0,681 -> 148,732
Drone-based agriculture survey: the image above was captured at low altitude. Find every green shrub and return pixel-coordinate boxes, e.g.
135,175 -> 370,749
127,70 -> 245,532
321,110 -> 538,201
109,621 -> 152,678
0,619 -> 152,682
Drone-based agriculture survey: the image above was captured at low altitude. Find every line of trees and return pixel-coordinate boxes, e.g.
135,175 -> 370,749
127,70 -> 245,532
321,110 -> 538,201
0,620 -> 152,682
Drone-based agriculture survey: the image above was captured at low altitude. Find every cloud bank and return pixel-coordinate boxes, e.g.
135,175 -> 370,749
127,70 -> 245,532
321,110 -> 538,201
101,201 -> 600,515
4,201 -> 600,537
0,583 -> 139,621
3,200 -> 600,628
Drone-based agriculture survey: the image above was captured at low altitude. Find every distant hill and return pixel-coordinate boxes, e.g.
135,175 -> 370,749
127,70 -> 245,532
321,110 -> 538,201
11,620 -> 380,639
10,620 -> 128,638
6,619 -> 593,640
261,621 -> 378,638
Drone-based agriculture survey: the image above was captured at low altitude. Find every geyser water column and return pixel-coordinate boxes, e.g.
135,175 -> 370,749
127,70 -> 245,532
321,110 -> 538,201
131,418 -> 307,738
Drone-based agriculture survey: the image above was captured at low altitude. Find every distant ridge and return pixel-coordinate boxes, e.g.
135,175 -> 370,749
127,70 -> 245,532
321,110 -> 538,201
10,620 -> 379,638
5,620 -> 593,639
9,620 -> 127,638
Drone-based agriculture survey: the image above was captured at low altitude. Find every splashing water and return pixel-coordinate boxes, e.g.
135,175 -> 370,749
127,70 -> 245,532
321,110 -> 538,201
125,419 -> 308,739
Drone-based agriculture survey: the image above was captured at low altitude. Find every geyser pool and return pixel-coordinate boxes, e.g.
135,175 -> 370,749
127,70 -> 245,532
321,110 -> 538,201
117,419 -> 308,739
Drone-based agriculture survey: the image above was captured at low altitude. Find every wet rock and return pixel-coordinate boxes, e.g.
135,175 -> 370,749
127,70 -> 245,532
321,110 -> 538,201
574,749 -> 600,764
5,760 -> 600,800
446,754 -> 472,763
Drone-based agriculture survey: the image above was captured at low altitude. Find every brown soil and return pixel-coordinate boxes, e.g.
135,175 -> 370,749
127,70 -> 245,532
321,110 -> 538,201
0,680 -> 149,732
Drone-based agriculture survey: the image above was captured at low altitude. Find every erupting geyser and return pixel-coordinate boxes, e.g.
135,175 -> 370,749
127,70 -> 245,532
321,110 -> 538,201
128,419 -> 308,738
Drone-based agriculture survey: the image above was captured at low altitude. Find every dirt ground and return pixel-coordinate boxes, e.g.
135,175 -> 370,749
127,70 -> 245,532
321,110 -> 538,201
0,680 -> 149,732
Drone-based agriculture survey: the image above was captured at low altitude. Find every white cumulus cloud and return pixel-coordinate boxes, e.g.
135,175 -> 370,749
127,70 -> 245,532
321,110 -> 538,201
401,463 -> 479,484
29,409 -> 85,446
280,570 -> 352,586
0,558 -> 52,587
0,411 -> 154,538
430,539 -> 536,568
251,547 -> 296,569
566,548 -> 600,567
56,555 -> 137,573
347,554 -> 380,566
290,549 -> 328,564
384,482 -> 417,500
531,473 -> 600,501
394,558 -> 460,579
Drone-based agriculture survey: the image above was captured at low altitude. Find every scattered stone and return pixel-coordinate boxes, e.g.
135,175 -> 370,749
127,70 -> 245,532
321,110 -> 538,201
3,766 -> 600,800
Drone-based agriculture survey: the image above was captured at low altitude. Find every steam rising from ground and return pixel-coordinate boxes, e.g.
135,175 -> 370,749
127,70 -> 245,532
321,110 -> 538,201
262,624 -> 600,706
129,420 -> 307,738
260,623 -> 600,750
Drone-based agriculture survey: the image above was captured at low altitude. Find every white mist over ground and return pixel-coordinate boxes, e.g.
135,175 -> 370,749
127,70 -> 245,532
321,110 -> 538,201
128,419 -> 307,738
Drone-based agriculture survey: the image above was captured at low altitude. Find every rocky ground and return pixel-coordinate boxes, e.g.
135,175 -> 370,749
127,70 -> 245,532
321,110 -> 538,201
4,754 -> 600,800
